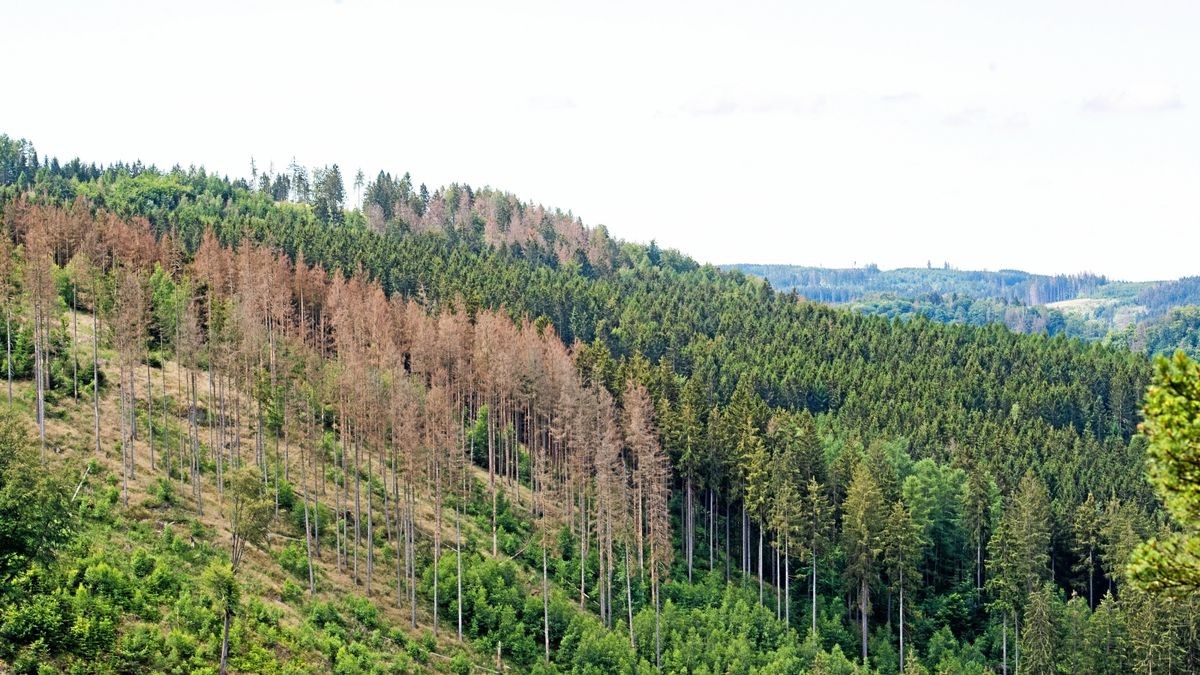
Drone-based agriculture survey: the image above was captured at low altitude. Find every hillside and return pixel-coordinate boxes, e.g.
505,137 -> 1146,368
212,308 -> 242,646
0,134 -> 1197,673
729,262 -> 1200,357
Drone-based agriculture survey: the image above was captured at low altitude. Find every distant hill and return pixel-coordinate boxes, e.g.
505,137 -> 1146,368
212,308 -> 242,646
727,263 -> 1200,357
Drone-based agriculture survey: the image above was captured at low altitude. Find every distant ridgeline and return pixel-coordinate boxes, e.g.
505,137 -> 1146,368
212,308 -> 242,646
728,263 -> 1200,357
726,264 -> 1111,305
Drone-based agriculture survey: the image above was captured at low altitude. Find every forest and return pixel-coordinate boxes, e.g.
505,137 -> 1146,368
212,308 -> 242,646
730,263 -> 1200,358
0,133 -> 1198,673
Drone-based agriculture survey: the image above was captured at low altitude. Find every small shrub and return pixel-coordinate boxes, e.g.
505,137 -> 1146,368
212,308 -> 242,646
277,542 -> 309,580
130,548 -> 156,578
281,579 -> 304,604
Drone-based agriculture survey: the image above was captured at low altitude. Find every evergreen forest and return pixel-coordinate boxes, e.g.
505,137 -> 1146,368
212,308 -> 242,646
0,134 -> 1198,673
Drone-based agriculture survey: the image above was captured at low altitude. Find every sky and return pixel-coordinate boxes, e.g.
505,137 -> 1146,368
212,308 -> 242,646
4,0 -> 1198,281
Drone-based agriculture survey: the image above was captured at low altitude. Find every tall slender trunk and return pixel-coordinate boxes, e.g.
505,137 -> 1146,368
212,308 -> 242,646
398,454 -> 408,607
367,445 -> 374,595
433,452 -> 440,638
625,543 -> 635,651
190,371 -> 202,516
784,538 -> 790,628
5,307 -> 11,406
119,380 -> 128,506
812,551 -> 818,636
489,402 -> 497,556
859,577 -> 869,663
33,304 -> 45,463
72,287 -> 78,403
148,361 -> 155,470
93,291 -> 101,455
579,489 -> 587,610
734,502 -> 744,576
542,539 -> 550,663
725,497 -> 731,581
1014,615 -> 1019,675
758,526 -> 764,604
899,571 -> 905,673
457,501 -> 463,641
302,425 -> 315,594
775,544 -> 782,620
408,477 -> 417,628
1002,613 -> 1008,675
654,572 -> 661,669
700,485 -> 710,569
350,429 -> 360,583
977,529 -> 983,592
1089,549 -> 1095,609
219,608 -> 232,675
686,475 -> 694,582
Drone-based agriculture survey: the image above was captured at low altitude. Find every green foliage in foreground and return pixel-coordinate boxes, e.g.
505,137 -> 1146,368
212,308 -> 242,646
1130,352 -> 1200,594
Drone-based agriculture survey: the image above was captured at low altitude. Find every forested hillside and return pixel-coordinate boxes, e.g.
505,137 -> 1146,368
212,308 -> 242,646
726,264 -> 1115,306
0,134 -> 1195,674
731,263 -> 1200,358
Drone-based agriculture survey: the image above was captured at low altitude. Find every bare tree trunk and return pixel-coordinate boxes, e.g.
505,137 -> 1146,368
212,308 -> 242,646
725,497 -> 731,582
580,488 -> 587,610
354,431 -> 362,584
758,526 -> 764,604
776,543 -> 782,619
433,452 -> 441,638
72,287 -> 78,402
700,485 -> 710,569
686,475 -> 694,582
191,371 -> 203,516
654,574 -> 662,669
489,401 -> 497,556
784,538 -> 790,628
977,528 -> 983,592
457,500 -> 463,641
408,477 -> 417,628
93,291 -> 102,455
400,451 -> 410,610
219,608 -> 232,675
33,305 -> 46,463
899,573 -> 905,673
302,423 -> 315,594
625,544 -> 635,651
543,537 -> 550,664
812,550 -> 818,636
5,307 -> 11,406
119,380 -> 128,506
1014,615 -> 1019,675
1002,613 -> 1008,675
148,361 -> 155,470
860,577 -> 869,663
367,445 -> 374,595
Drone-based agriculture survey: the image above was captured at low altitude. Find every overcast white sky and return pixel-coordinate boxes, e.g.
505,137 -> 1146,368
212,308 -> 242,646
4,1 -> 1198,281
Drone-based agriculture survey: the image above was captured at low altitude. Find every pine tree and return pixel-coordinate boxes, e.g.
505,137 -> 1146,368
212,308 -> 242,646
843,462 -> 885,663
1085,592 -> 1129,675
959,447 -> 998,593
1130,352 -> 1200,594
1072,492 -> 1102,607
740,416 -> 770,603
1020,582 -> 1059,675
881,499 -> 923,673
987,501 -> 1021,675
800,477 -> 832,637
